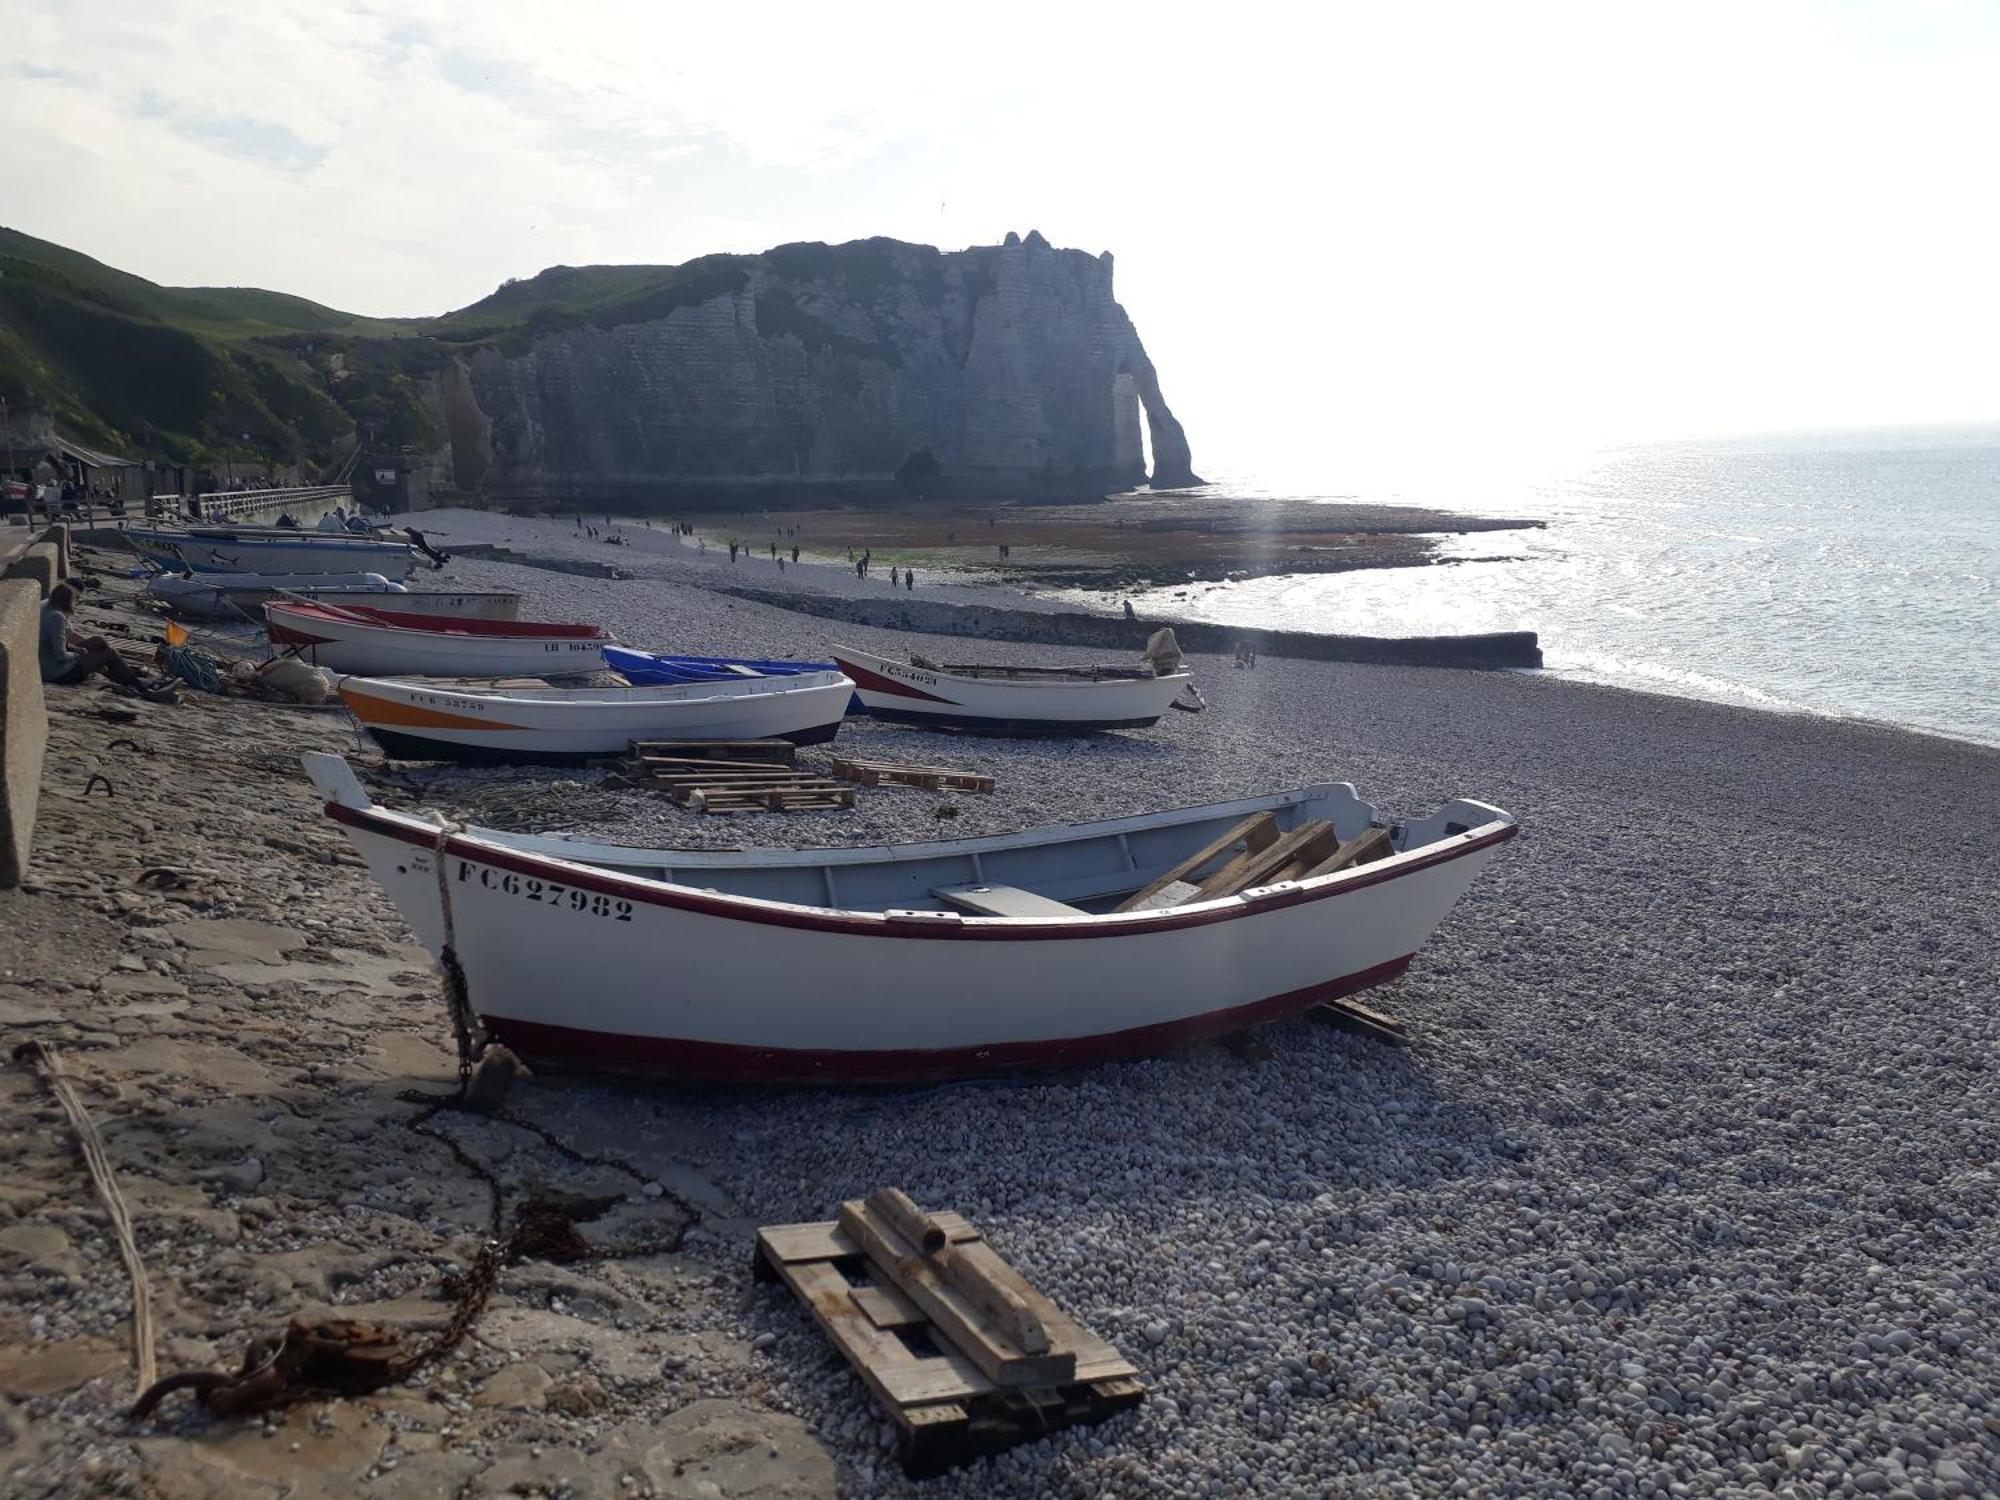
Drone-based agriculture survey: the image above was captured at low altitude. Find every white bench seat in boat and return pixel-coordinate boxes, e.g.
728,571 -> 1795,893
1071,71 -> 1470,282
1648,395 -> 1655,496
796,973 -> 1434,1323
931,883 -> 1086,918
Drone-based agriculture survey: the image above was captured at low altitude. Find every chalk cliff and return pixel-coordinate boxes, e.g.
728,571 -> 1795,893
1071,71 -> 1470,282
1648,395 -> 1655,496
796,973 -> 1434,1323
0,225 -> 1198,504
432,234 -> 1200,503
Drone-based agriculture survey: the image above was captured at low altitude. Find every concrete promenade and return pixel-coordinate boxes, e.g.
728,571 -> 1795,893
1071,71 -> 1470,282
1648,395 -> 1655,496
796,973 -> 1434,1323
0,521 -> 67,885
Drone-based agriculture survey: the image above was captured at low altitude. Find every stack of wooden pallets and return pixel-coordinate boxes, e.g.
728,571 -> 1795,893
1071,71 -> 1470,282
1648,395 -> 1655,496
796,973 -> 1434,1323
623,739 -> 855,814
827,756 -> 995,793
756,1189 -> 1144,1477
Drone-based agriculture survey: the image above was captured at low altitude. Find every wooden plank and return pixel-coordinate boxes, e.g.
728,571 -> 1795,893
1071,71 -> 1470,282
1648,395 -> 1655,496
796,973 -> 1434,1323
1113,811 -> 1279,913
759,1215 -> 975,1265
933,884 -> 1085,919
630,738 -> 795,763
850,1283 -> 927,1330
1306,996 -> 1410,1047
765,1251 -> 991,1407
1298,826 -> 1395,879
759,1221 -> 859,1262
837,1199 -> 1074,1386
1193,818 -> 1336,900
636,759 -> 808,775
829,758 -> 995,793
868,1187 -> 951,1254
942,1237 -> 1138,1383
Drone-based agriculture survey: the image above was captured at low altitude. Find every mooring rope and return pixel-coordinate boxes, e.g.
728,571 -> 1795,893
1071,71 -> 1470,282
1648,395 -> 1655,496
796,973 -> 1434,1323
13,1040 -> 157,1396
430,819 -> 480,1093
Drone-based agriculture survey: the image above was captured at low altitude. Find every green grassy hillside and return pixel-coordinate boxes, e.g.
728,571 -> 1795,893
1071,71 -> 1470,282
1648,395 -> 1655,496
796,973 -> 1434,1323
0,228 -> 988,471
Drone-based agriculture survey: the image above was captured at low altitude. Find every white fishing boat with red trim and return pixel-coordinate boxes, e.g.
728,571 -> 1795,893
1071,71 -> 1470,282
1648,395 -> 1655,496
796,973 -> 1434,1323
829,644 -> 1193,733
266,602 -> 613,677
304,751 -> 1516,1083
336,669 -> 853,763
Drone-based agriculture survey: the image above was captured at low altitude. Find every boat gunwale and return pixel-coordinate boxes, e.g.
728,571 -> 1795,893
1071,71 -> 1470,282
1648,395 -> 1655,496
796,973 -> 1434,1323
833,644 -> 1190,694
338,670 -> 854,708
325,797 -> 1518,941
268,602 -> 612,643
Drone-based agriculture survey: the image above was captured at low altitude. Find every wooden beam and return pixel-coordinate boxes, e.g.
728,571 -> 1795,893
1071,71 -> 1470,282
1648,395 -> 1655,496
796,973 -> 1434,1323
837,1197 -> 1072,1385
1193,819 -> 1337,901
1113,811 -> 1279,913
1298,826 -> 1394,879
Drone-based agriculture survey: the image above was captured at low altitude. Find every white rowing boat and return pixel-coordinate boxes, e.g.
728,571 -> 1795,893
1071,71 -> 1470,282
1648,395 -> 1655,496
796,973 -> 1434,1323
278,590 -> 521,621
830,644 -> 1192,733
266,602 -> 613,677
337,670 -> 853,763
120,526 -> 417,579
305,751 -> 1516,1082
148,570 -> 407,619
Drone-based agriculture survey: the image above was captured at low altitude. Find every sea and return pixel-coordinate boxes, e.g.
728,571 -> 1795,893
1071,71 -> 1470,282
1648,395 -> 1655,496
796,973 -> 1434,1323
1108,424 -> 2000,748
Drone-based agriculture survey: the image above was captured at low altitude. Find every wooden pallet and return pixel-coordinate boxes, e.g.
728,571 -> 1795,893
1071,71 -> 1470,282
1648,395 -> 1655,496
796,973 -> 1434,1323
755,1191 -> 1144,1477
629,738 -> 796,764
827,757 -> 995,793
622,745 -> 855,813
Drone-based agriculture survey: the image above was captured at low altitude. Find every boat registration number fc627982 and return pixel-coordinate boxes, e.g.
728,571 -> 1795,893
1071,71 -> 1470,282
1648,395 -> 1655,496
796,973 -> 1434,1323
456,860 -> 633,920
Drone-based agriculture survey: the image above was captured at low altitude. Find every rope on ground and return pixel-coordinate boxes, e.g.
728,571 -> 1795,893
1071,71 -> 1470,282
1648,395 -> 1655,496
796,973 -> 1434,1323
12,1040 -> 157,1397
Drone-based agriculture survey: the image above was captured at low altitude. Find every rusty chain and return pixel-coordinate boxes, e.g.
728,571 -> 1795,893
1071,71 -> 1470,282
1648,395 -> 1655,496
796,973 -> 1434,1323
131,1088 -> 698,1421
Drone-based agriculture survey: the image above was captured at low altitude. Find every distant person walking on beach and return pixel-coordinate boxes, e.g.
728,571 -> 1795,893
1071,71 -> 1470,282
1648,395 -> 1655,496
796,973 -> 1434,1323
791,545 -> 799,564
887,566 -> 898,587
1123,599 -> 1136,621
905,570 -> 914,590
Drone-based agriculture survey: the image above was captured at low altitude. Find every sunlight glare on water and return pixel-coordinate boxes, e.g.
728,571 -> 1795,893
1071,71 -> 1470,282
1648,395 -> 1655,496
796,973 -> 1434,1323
1103,426 -> 2000,745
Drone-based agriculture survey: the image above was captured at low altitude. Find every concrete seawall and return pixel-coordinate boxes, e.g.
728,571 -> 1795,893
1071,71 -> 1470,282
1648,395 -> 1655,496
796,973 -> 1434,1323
714,585 -> 1543,670
0,524 -> 66,885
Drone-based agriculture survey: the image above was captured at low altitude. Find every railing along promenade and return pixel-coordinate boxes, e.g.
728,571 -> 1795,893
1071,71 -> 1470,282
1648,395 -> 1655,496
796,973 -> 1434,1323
150,484 -> 355,523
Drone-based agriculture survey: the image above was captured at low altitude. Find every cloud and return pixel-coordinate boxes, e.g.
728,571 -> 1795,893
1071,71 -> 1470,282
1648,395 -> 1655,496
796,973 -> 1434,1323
1,0 -> 1996,455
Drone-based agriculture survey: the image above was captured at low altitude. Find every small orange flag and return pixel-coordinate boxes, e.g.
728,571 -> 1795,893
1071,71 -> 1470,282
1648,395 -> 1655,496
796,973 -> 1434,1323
163,620 -> 189,647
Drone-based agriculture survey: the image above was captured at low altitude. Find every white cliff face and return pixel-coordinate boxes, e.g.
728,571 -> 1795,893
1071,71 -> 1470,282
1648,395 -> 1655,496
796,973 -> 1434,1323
436,236 -> 1197,502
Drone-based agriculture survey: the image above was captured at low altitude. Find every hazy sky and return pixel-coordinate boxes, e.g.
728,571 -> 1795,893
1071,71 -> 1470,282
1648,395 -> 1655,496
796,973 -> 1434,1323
5,1 -> 1997,485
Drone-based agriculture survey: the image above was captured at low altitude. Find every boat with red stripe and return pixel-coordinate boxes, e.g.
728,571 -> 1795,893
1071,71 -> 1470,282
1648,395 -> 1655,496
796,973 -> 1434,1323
304,752 -> 1516,1083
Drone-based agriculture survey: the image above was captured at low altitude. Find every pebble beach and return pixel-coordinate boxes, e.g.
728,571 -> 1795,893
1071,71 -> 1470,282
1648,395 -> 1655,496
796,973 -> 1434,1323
2,516 -> 1996,1499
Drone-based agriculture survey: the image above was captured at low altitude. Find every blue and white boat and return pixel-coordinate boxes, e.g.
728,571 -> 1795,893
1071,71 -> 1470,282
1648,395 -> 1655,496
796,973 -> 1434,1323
119,526 -> 417,579
604,647 -> 839,684
606,647 -> 863,715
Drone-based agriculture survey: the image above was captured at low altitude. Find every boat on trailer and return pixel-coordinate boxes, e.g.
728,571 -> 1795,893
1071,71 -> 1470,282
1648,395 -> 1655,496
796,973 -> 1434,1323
829,644 -> 1192,733
266,602 -> 613,677
336,669 -> 853,763
304,751 -> 1516,1083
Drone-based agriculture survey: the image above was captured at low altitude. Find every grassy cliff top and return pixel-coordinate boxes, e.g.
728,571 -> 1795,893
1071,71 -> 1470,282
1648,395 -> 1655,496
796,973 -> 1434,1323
0,229 -> 1023,469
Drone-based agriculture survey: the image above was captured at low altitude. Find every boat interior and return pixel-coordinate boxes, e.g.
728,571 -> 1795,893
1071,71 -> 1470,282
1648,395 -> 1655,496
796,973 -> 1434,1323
310,757 -> 1507,920
895,652 -> 1164,682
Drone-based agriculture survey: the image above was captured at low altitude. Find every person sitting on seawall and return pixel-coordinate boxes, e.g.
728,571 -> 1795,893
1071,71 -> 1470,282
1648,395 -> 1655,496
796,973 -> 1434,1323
40,583 -> 178,703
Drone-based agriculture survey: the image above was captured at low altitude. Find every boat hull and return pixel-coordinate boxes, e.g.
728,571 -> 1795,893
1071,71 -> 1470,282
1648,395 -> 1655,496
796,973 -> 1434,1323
831,645 -> 1190,734
122,529 -> 417,579
267,603 -> 611,677
309,759 -> 1514,1084
337,672 -> 853,762
148,571 -> 406,619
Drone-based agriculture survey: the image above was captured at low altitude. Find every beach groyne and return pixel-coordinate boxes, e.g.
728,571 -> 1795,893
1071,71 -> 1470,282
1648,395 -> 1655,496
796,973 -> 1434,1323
714,585 -> 1544,670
